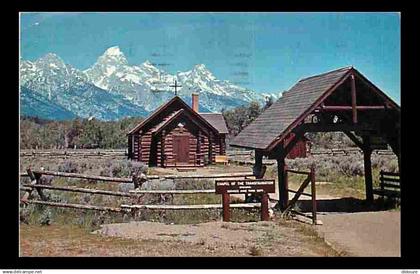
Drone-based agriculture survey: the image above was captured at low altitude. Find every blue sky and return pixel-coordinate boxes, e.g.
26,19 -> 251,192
20,12 -> 400,103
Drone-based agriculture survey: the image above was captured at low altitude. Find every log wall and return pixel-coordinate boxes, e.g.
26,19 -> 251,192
129,100 -> 227,166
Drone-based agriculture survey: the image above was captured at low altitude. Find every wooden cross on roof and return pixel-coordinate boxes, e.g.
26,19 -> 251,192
169,80 -> 182,96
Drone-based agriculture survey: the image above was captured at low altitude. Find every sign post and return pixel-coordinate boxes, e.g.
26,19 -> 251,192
222,193 -> 230,222
215,179 -> 275,222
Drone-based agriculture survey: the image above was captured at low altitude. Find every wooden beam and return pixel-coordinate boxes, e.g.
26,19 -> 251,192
32,170 -> 133,183
222,193 -> 230,221
130,189 -> 215,194
321,106 -> 385,111
310,166 -> 317,225
277,157 -> 288,211
343,131 -> 365,150
351,74 -> 358,123
147,172 -> 254,180
253,149 -> 264,178
121,203 -> 261,210
21,169 -> 47,202
27,200 -> 124,212
261,193 -> 269,221
283,177 -> 311,213
28,169 -> 254,181
287,189 -> 312,197
353,71 -> 400,111
285,169 -> 311,175
363,136 -> 373,203
23,184 -> 134,197
296,122 -> 377,133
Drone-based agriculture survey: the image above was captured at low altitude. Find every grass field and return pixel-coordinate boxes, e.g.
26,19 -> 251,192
19,151 -> 399,257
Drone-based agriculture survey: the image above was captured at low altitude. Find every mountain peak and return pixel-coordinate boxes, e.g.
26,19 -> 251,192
37,53 -> 64,63
95,46 -> 128,66
103,46 -> 124,57
34,53 -> 66,69
141,60 -> 155,67
190,63 -> 215,81
193,64 -> 207,70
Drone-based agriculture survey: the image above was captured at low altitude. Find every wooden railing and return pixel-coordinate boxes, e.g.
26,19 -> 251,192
281,166 -> 318,225
373,170 -> 400,199
20,149 -> 127,158
310,148 -> 394,156
19,169 -> 257,214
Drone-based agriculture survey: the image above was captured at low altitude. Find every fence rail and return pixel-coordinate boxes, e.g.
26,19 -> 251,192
20,149 -> 127,158
21,184 -> 134,197
19,170 -> 254,181
310,148 -> 394,156
26,200 -> 125,212
20,168 -> 257,215
121,203 -> 261,210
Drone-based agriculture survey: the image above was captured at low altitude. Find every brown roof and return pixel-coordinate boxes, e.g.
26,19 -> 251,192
127,96 -> 224,136
199,113 -> 229,134
231,66 -> 401,151
151,109 -> 184,134
127,96 -> 180,134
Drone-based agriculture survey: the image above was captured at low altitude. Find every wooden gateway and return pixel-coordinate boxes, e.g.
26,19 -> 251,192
127,94 -> 228,167
230,66 -> 400,210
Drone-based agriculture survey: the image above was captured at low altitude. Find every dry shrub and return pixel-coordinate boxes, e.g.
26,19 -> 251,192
39,175 -> 54,185
100,159 -> 147,178
38,208 -> 52,226
142,179 -> 176,190
284,153 -> 398,179
174,178 -> 214,190
58,160 -> 80,173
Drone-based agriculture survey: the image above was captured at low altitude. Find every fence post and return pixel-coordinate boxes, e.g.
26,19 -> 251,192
285,164 -> 289,207
261,193 -> 269,221
222,193 -> 230,222
310,165 -> 317,225
132,173 -> 139,189
22,168 -> 47,202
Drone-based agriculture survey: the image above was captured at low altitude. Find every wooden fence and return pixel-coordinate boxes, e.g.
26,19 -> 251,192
20,149 -> 127,158
281,166 -> 318,225
310,148 -> 394,156
19,169 -> 257,215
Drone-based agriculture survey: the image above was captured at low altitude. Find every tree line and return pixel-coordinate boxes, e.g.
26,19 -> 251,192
20,116 -> 143,149
20,96 -> 353,150
20,99 -> 272,150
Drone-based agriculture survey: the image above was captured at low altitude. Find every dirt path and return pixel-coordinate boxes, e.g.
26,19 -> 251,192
314,211 -> 400,257
20,221 -> 339,257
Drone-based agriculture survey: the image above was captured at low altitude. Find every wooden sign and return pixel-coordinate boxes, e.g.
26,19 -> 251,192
215,179 -> 275,222
215,179 -> 275,195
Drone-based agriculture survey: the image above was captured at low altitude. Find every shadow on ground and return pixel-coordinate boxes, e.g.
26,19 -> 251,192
294,197 -> 399,213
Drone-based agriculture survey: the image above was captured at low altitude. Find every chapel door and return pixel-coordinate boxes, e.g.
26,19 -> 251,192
173,135 -> 190,164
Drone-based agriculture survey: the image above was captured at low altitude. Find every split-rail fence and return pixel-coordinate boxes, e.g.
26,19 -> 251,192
19,169 -> 261,215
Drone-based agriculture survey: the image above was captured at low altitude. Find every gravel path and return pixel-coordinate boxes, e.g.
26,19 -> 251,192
92,220 -> 338,256
315,211 -> 401,256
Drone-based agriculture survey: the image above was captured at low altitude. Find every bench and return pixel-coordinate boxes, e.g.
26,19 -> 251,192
215,155 -> 229,165
372,170 -> 400,199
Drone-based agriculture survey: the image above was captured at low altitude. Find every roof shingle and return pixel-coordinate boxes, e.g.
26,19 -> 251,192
199,113 -> 229,134
230,67 -> 353,150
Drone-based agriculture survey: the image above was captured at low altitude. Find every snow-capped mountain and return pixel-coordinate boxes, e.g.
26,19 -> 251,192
20,46 -> 278,121
19,53 -> 148,121
20,86 -> 77,120
84,46 -> 274,112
